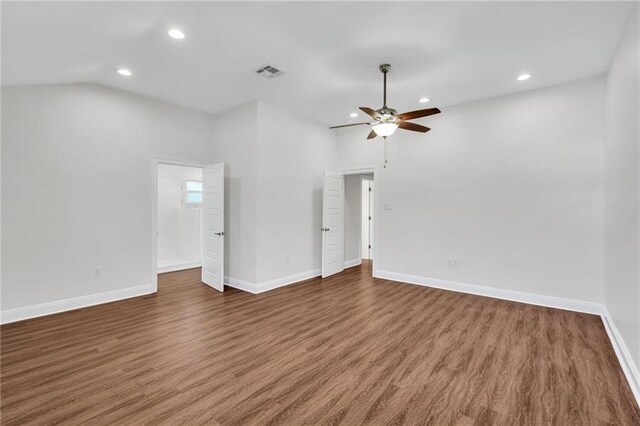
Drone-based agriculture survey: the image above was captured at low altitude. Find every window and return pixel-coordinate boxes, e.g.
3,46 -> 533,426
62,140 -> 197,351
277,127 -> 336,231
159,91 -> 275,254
183,180 -> 202,206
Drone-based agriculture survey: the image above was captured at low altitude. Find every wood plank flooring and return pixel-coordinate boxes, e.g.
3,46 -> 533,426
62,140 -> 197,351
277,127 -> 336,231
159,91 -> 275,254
2,261 -> 639,425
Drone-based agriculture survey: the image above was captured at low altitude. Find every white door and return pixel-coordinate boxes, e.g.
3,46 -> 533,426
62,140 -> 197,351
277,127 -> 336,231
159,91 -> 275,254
322,171 -> 345,278
202,163 -> 224,292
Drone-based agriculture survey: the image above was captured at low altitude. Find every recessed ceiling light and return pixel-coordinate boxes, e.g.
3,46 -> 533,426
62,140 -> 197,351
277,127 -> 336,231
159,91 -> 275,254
517,74 -> 531,81
168,29 -> 185,40
350,113 -> 358,118
117,68 -> 132,77
419,97 -> 430,103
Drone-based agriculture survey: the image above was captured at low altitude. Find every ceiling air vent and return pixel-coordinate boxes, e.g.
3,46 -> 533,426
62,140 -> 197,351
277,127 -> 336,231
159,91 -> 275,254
255,64 -> 284,79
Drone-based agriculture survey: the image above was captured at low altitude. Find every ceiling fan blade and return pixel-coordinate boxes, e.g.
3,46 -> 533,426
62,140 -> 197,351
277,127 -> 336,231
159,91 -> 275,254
367,129 -> 377,140
359,107 -> 382,120
397,107 -> 441,121
329,122 -> 371,129
399,121 -> 430,133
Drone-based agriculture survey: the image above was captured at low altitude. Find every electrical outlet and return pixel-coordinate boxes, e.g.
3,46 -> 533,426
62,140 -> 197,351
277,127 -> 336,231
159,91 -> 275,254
285,254 -> 290,263
448,259 -> 459,267
383,203 -> 392,210
93,267 -> 101,277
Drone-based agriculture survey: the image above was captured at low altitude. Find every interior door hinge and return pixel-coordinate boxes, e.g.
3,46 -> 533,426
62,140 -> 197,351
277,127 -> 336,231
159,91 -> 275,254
368,245 -> 371,249
368,216 -> 371,220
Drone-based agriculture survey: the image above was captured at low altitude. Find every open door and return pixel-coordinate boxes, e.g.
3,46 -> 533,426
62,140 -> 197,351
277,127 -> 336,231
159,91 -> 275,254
322,170 -> 345,278
202,163 -> 224,292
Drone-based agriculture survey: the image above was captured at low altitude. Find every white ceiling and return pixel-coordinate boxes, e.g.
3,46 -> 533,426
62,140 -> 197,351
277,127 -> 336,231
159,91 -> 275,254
1,2 -> 632,126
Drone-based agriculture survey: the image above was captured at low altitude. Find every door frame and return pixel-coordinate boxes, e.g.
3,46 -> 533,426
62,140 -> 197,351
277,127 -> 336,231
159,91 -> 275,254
340,166 -> 378,277
151,157 -> 208,292
361,176 -> 374,261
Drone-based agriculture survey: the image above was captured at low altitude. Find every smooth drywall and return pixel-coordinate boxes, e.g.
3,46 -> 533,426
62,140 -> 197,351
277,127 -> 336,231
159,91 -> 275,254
336,77 -> 605,303
157,164 -> 202,271
604,3 -> 640,367
210,102 -> 259,284
255,102 -> 338,283
1,83 -> 214,311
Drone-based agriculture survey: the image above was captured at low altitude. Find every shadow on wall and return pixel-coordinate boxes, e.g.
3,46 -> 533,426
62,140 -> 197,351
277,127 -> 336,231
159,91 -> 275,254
224,174 -> 241,277
313,187 -> 323,267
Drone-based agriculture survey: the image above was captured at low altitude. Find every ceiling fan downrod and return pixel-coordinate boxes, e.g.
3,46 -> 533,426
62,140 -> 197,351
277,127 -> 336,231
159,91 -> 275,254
380,63 -> 390,108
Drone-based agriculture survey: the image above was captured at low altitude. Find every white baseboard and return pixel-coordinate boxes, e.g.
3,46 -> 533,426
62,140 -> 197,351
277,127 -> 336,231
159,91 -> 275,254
226,260 -> 367,294
0,284 -> 155,324
224,276 -> 259,294
375,269 -> 602,315
225,268 -> 322,294
257,268 -> 321,293
344,258 -> 362,269
158,261 -> 201,273
600,306 -> 640,404
235,258 -> 366,293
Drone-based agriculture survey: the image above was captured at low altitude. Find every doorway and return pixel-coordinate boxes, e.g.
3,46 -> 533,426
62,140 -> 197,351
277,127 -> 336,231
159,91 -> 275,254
344,173 -> 374,270
157,164 -> 203,273
321,167 -> 377,278
152,158 -> 225,293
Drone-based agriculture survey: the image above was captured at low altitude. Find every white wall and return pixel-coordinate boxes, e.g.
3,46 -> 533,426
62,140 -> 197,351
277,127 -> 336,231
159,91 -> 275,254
157,164 -> 202,271
210,102 -> 259,284
336,77 -> 605,303
205,100 -> 340,287
2,83 -> 214,311
255,101 -> 338,284
604,3 -> 640,368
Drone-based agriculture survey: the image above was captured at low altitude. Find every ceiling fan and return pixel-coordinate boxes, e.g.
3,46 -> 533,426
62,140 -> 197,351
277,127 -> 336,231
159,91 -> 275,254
330,64 -> 441,166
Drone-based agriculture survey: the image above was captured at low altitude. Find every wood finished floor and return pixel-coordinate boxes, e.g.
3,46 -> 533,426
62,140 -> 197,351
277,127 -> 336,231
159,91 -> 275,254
2,262 -> 639,425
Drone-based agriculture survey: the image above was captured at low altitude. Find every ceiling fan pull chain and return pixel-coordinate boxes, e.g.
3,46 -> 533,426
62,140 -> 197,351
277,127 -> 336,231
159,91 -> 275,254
384,136 -> 388,168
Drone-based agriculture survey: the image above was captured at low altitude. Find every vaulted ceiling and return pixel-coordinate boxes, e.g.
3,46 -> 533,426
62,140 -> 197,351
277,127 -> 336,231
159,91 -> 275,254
1,1 -> 632,125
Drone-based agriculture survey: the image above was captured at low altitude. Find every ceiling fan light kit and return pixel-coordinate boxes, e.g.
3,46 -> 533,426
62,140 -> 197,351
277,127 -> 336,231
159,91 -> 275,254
372,122 -> 398,137
330,64 -> 441,167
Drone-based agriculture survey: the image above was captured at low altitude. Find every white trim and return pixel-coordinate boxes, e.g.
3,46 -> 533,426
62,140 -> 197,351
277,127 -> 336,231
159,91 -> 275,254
340,166 -> 377,176
344,258 -> 362,269
158,261 -> 201,274
154,156 -> 210,169
224,276 -> 259,294
226,262 -> 364,295
600,306 -> 640,404
224,268 -> 322,294
375,269 -> 602,315
0,285 -> 154,324
256,269 -> 321,293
